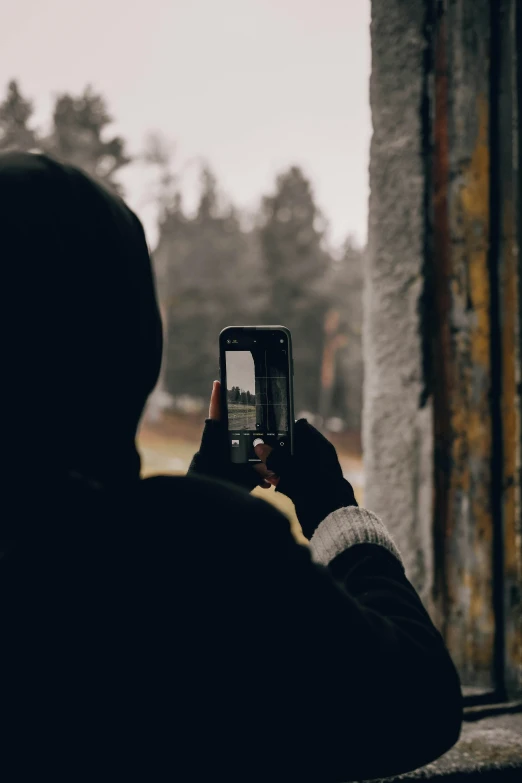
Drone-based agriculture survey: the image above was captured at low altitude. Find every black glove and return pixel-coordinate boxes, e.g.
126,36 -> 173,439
188,418 -> 268,492
255,419 -> 358,540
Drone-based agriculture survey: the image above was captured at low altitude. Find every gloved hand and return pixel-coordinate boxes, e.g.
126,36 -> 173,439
188,381 -> 273,492
254,419 -> 358,540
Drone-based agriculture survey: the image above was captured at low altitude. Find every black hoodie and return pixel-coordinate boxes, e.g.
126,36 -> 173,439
0,152 -> 462,782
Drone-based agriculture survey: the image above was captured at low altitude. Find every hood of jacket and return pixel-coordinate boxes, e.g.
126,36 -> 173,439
0,151 -> 163,494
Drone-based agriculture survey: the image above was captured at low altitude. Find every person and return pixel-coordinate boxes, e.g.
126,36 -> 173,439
0,151 -> 462,782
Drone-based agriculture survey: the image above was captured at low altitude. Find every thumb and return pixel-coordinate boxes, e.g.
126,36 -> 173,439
255,442 -> 292,479
254,444 -> 280,487
209,380 -> 221,421
254,443 -> 272,462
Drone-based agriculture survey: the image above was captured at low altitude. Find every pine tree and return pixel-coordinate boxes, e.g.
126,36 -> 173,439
142,131 -> 177,219
197,166 -> 220,220
324,237 -> 364,429
42,86 -> 131,193
0,80 -> 38,152
154,164 -> 264,400
260,166 -> 331,413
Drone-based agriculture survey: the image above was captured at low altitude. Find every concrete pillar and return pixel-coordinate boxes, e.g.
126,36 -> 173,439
364,0 -> 434,611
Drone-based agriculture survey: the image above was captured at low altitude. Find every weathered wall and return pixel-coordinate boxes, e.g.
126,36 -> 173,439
364,0 -> 434,610
366,0 -> 521,697
433,0 -> 495,692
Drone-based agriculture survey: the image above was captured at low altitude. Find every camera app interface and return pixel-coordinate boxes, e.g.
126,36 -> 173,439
226,337 -> 289,463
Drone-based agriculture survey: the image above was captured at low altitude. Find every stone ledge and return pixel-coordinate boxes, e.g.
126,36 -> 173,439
371,712 -> 522,782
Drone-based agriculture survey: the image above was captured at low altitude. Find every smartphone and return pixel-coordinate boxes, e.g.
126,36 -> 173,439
219,325 -> 294,464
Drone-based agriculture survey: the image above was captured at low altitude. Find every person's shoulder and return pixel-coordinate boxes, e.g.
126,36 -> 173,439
136,474 -> 294,554
139,472 -> 270,512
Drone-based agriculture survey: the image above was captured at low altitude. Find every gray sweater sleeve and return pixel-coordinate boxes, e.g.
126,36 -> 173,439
308,506 -> 403,568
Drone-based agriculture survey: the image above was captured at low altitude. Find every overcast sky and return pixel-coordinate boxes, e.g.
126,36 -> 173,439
1,0 -> 371,250
226,352 -> 255,394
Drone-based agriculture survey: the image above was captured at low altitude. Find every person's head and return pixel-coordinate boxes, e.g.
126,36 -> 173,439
0,151 -> 163,490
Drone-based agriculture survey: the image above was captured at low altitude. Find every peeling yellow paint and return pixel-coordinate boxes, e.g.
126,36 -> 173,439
450,94 -> 495,679
460,98 -> 490,220
431,12 -> 522,693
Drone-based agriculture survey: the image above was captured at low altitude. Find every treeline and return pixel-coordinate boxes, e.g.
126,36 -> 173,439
227,388 -> 256,405
0,80 -> 364,430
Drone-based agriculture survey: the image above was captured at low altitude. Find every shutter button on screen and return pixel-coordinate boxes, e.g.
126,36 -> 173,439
253,438 -> 264,448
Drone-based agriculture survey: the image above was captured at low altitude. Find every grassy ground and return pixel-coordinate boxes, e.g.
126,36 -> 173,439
137,411 -> 364,545
227,403 -> 257,429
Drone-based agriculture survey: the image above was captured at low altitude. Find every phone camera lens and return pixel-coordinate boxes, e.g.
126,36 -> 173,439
280,339 -> 284,343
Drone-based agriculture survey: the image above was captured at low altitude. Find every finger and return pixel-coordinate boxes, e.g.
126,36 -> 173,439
254,443 -> 288,481
209,380 -> 221,421
254,443 -> 272,463
264,446 -> 291,477
253,462 -> 275,479
251,468 -> 272,489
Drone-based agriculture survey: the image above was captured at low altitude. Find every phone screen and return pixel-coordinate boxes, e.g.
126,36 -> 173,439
221,328 -> 293,464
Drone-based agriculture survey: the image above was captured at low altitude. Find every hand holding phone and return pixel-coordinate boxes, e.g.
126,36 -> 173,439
209,380 -> 275,486
188,325 -> 295,492
188,380 -> 274,492
253,420 -> 358,539
219,325 -> 295,465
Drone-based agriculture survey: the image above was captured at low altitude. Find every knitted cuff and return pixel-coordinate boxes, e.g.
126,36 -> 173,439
309,506 -> 403,569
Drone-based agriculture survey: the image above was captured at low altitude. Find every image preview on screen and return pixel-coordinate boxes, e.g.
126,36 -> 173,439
225,347 -> 289,462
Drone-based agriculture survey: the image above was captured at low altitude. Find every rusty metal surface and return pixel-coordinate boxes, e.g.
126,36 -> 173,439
495,0 -> 522,698
431,0 -> 453,637
430,0 -> 522,696
431,0 -> 495,688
